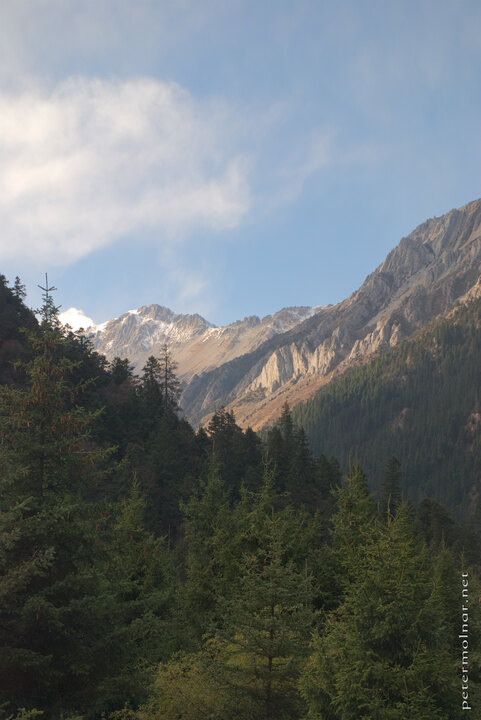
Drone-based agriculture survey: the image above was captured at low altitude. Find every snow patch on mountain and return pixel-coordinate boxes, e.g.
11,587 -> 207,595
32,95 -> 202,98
89,303 -> 320,383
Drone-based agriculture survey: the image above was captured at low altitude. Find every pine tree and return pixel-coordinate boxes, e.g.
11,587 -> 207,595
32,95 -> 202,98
331,462 -> 376,580
380,455 -> 402,520
207,408 -> 249,494
279,401 -> 294,440
265,404 -> 327,510
149,464 -> 316,720
181,457 -> 242,643
138,355 -> 165,429
208,519 -> 314,720
102,479 -> 179,708
110,356 -> 136,385
205,465 -> 316,720
13,276 -> 27,301
300,505 -> 467,719
0,275 -> 36,384
158,343 -> 181,413
0,279 -> 112,718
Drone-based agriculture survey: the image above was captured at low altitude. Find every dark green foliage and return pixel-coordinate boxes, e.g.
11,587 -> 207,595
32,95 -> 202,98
207,407 -> 263,495
110,356 -> 135,385
179,458 -> 241,644
0,284 -> 112,718
125,414 -> 202,538
146,466 -> 318,720
158,344 -> 181,413
138,355 -> 166,430
100,480 -> 180,708
300,503 -> 477,719
13,277 -> 27,301
1,275 -> 481,719
265,403 -> 335,515
0,275 -> 36,384
380,455 -> 402,520
293,298 -> 481,516
413,497 -> 481,568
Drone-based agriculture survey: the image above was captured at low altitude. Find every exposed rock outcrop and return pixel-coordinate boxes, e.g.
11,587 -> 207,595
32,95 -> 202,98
90,305 -> 319,384
181,198 -> 481,428
90,198 -> 481,429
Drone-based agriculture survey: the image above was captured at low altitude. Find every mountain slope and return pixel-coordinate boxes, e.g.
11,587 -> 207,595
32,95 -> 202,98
90,305 -> 319,383
182,198 -> 481,428
292,295 -> 481,517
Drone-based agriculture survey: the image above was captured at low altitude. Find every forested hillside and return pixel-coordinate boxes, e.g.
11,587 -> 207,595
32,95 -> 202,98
0,274 -> 480,719
293,297 -> 481,517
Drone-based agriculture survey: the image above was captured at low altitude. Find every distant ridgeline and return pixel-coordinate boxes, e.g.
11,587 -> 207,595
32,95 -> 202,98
292,297 -> 481,517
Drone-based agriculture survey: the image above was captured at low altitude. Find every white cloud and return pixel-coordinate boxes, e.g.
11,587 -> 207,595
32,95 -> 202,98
0,76 -> 251,265
59,306 -> 95,330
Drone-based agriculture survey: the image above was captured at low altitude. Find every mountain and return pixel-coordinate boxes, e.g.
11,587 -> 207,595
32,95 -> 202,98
291,295 -> 481,517
90,305 -> 319,384
89,198 -> 481,429
181,198 -> 481,427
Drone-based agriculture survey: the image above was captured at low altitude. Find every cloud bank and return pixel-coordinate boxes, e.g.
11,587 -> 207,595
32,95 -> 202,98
59,307 -> 95,331
0,77 -> 251,265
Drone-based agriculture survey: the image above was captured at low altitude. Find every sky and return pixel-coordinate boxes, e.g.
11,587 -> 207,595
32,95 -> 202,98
0,0 -> 480,329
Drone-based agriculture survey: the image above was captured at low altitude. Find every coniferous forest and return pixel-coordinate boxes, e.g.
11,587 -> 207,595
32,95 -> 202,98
293,298 -> 481,517
1,274 -> 480,720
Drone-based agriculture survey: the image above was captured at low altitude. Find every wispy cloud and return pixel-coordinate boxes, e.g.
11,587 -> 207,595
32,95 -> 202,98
0,76 -> 251,266
254,129 -> 334,215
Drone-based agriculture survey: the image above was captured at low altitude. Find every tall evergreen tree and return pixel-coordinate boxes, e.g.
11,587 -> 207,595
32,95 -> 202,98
331,462 -> 376,580
147,464 -> 316,720
13,276 -> 27,301
158,344 -> 181,413
300,505 -> 470,719
380,455 -> 402,520
265,402 -> 335,513
101,479 -> 179,709
110,356 -> 136,386
207,408 -> 257,494
180,457 -> 242,644
138,355 -> 165,429
0,279 -> 112,718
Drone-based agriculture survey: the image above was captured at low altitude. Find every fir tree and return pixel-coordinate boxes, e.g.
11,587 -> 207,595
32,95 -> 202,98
102,479 -> 179,708
110,356 -> 136,385
380,455 -> 402,520
138,356 -> 165,431
149,464 -> 316,720
0,279 -> 112,718
158,343 -> 181,413
331,461 -> 376,580
13,276 -> 27,301
301,505 -> 468,719
181,457 -> 242,643
207,408 -> 251,494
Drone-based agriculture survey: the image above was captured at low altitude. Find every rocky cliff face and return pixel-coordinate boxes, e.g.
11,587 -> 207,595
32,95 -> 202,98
181,198 -> 481,428
90,199 -> 481,429
90,305 -> 319,383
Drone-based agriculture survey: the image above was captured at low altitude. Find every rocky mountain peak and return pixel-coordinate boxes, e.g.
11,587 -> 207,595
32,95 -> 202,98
91,303 -> 316,384
90,199 -> 481,430
180,198 -> 481,428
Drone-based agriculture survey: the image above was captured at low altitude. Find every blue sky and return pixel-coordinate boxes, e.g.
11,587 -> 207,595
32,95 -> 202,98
0,0 -> 480,328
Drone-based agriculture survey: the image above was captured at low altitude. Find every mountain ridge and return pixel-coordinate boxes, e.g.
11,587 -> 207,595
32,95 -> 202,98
292,294 -> 481,517
90,198 -> 481,429
90,303 -> 320,384
182,198 -> 481,427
